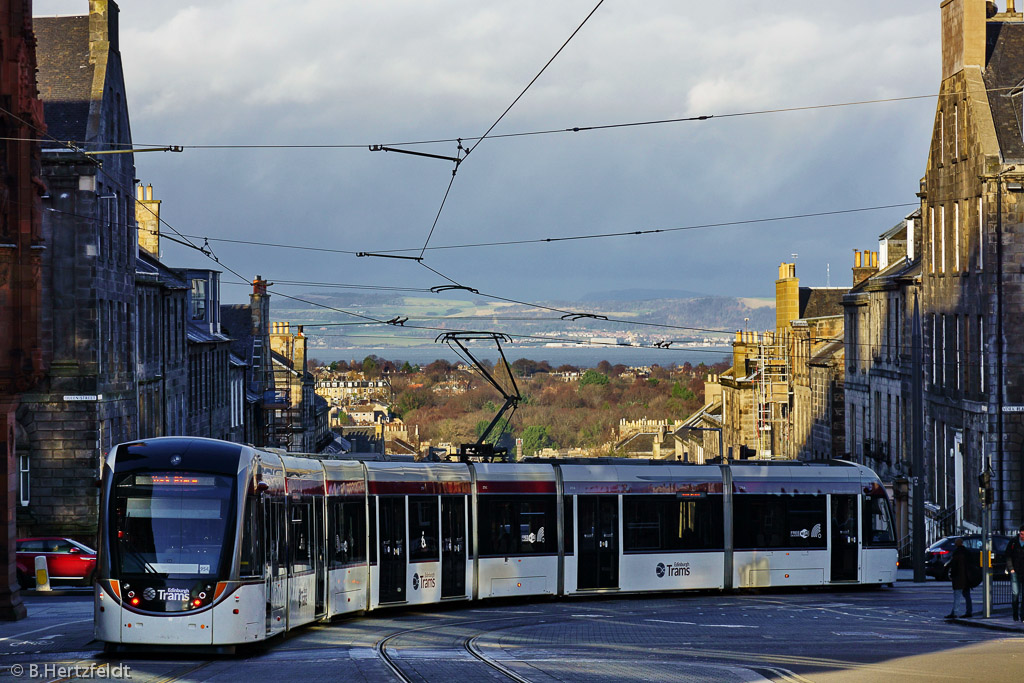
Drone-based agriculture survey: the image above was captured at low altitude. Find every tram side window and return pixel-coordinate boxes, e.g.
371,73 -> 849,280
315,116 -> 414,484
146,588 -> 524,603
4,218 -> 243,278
623,495 -> 724,552
239,494 -> 264,578
863,494 -> 896,547
733,494 -> 827,550
291,500 -> 312,573
563,496 -> 574,555
329,499 -> 366,567
478,495 -> 556,556
368,498 -> 377,565
409,496 -> 439,562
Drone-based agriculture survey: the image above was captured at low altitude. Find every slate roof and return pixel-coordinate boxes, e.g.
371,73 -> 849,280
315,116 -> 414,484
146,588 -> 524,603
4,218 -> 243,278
33,15 -> 93,143
808,339 -> 845,366
985,21 -> 1024,161
136,250 -> 188,288
799,287 -> 846,319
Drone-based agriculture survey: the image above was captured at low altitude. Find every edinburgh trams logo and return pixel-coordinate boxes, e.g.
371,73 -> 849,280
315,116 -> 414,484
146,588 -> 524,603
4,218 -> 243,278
412,572 -> 436,591
790,523 -> 823,540
656,561 -> 690,578
142,587 -> 157,601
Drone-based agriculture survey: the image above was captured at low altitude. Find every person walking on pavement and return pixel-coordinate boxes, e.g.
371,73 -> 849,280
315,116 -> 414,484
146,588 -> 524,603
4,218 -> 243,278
947,537 -> 973,619
1007,524 -> 1024,622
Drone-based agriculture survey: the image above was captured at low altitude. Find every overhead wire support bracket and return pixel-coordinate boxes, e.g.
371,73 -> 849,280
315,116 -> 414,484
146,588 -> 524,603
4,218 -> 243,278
369,144 -> 463,165
430,284 -> 480,295
356,252 -> 423,261
385,316 -> 408,326
560,312 -> 609,321
85,145 -> 184,155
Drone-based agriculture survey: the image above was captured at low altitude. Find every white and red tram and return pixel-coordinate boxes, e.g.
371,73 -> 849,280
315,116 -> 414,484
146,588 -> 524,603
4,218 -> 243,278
95,437 -> 897,650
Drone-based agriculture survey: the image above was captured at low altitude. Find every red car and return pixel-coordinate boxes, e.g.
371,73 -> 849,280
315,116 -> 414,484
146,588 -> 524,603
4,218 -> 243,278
16,537 -> 97,588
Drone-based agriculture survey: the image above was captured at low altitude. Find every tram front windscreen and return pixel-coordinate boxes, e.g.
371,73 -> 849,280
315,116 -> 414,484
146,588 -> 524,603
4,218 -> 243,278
111,471 -> 236,581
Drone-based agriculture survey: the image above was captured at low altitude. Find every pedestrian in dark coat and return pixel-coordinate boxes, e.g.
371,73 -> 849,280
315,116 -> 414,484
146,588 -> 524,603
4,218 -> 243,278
1006,525 -> 1024,621
946,537 -> 973,619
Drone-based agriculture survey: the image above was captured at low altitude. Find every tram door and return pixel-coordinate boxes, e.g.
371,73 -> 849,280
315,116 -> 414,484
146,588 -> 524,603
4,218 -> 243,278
440,495 -> 467,598
830,494 -> 859,582
378,496 -> 407,603
313,496 -> 326,617
577,495 -> 619,590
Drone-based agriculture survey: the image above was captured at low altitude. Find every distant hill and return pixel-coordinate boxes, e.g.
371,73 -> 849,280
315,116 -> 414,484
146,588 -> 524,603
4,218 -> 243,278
270,291 -> 776,349
581,288 -> 710,302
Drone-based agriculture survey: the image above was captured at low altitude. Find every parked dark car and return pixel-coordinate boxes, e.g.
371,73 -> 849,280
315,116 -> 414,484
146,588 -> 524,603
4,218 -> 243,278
16,537 -> 97,589
925,534 -> 1011,580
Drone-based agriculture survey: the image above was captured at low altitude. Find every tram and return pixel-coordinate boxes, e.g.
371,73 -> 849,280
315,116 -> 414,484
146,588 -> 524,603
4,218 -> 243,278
94,437 -> 897,650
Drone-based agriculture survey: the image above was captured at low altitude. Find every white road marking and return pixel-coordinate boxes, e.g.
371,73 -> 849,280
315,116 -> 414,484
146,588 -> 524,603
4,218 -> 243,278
646,619 -> 697,626
0,619 -> 91,643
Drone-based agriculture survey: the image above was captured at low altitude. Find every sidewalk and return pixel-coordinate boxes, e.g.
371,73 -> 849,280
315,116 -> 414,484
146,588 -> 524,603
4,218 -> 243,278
897,568 -> 1024,633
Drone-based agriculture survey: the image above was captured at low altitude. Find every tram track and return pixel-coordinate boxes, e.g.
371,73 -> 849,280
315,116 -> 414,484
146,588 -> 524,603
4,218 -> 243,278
374,613 -> 544,682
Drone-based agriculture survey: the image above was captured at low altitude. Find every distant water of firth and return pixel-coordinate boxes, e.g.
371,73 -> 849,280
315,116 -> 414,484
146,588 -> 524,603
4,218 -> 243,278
313,346 -> 731,369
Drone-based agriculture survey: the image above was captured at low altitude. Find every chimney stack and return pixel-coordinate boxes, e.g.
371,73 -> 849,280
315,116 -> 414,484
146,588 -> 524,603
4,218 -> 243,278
135,182 -> 162,258
942,0 -> 987,81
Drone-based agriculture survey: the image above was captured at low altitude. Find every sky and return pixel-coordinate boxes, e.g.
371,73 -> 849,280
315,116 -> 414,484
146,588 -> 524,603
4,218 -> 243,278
34,0 -> 942,306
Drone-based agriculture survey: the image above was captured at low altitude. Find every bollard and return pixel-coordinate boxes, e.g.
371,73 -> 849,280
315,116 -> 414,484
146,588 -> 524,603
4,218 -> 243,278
34,555 -> 51,592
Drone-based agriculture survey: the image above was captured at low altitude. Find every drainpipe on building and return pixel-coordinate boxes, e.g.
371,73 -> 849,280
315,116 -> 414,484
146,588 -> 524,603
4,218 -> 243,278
912,294 -> 925,582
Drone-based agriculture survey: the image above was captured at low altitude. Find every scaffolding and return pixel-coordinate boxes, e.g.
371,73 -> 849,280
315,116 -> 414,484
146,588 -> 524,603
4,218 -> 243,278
753,330 -> 792,459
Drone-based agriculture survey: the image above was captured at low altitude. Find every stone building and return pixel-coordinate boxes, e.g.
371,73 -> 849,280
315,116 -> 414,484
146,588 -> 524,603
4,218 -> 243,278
182,268 -> 240,442
221,276 -> 277,447
269,323 -> 331,452
1,0 -> 46,621
780,264 -> 846,461
134,184 -> 188,438
919,0 -> 1024,532
17,0 -> 138,539
842,214 -> 922,483
704,263 -> 845,460
315,378 -> 391,406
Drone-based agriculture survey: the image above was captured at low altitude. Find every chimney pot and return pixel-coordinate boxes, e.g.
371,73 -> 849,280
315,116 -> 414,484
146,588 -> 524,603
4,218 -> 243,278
854,250 -> 862,268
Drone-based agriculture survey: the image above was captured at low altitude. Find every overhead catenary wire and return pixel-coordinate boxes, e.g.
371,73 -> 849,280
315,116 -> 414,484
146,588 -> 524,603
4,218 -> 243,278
2,85 -> 1000,154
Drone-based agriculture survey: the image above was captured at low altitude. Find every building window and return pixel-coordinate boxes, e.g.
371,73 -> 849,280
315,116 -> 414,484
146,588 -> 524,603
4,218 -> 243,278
978,196 -> 984,271
940,110 -> 945,164
955,314 -> 961,391
930,207 -> 936,274
979,316 -> 985,394
941,313 -> 947,388
954,104 -> 959,159
940,205 -> 946,273
191,278 -> 207,320
18,454 -> 29,507
954,201 -> 960,272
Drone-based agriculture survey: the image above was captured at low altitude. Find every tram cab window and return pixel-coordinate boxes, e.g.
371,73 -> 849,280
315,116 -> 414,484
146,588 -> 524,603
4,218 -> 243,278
478,495 -> 555,556
733,495 -> 827,550
409,496 -> 439,562
290,500 -> 312,573
623,495 -> 724,552
863,493 -> 896,547
272,499 -> 287,575
329,499 -> 366,567
239,493 -> 264,578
